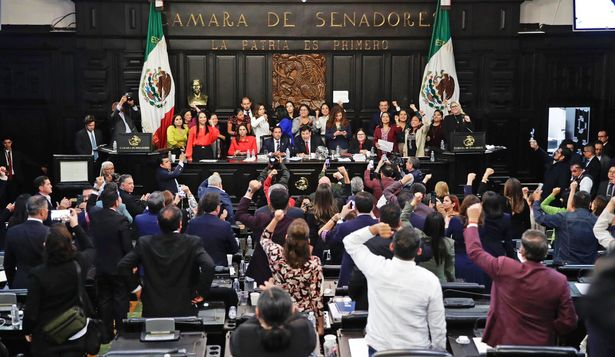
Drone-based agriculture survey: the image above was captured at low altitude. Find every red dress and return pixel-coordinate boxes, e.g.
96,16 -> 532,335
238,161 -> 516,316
373,125 -> 400,157
227,136 -> 257,155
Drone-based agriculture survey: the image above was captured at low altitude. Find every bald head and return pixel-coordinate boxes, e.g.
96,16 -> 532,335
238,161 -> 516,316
318,176 -> 331,186
158,205 -> 182,233
521,230 -> 548,262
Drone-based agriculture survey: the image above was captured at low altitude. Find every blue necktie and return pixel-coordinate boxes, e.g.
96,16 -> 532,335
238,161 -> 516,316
89,131 -> 98,160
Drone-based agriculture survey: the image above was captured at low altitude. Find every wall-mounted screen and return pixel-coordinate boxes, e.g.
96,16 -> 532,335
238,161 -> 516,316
573,0 -> 615,31
547,107 -> 590,153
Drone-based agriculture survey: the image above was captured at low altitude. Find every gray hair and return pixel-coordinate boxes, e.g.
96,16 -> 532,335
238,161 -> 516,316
147,191 -> 165,214
350,177 -> 364,194
99,161 -> 114,176
269,183 -> 288,194
27,195 -> 49,217
208,173 -> 222,187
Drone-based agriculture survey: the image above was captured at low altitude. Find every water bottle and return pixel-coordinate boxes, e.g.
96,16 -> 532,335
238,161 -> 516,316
430,150 -> 435,162
307,312 -> 317,357
370,146 -> 375,158
336,145 -> 340,158
112,140 -> 117,151
235,237 -> 240,249
323,334 -> 339,357
11,304 -> 19,328
246,235 -> 253,249
232,278 -> 241,293
440,140 -> 446,151
239,259 -> 246,277
285,148 -> 291,161
228,306 -> 237,320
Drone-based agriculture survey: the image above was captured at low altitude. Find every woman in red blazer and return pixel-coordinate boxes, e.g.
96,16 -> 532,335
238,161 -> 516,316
373,112 -> 400,158
228,123 -> 257,156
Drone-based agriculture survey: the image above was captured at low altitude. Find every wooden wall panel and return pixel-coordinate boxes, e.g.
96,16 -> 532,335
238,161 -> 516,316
244,55 -> 268,107
360,55 -> 384,111
214,55 -> 238,111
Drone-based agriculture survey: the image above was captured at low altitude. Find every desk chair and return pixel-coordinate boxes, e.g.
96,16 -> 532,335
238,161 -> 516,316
486,345 -> 584,356
260,135 -> 272,153
373,349 -> 452,357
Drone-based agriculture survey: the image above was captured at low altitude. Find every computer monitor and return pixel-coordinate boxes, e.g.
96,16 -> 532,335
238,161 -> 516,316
546,107 -> 590,153
52,154 -> 93,186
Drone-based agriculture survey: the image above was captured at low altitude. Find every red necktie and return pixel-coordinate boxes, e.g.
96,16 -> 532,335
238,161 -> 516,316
305,141 -> 309,154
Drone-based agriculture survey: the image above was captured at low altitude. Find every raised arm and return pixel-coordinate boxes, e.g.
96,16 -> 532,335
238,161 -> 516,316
463,203 -> 503,279
236,180 -> 263,229
343,223 -> 393,280
594,197 -> 615,251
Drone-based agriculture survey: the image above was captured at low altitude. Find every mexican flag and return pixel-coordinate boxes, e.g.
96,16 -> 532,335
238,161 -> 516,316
419,1 -> 458,120
139,2 -> 175,149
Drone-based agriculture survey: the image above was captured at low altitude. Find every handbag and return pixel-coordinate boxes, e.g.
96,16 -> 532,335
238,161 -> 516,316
41,261 -> 87,345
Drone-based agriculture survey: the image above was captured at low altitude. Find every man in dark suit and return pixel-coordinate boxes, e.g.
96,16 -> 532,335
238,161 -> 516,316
89,189 -> 133,342
595,140 -> 612,181
118,174 -> 146,218
33,175 -> 70,226
186,192 -> 239,266
369,99 -> 399,133
464,203 -> 577,346
118,205 -> 215,318
237,180 -> 296,284
134,191 -> 164,237
197,172 -> 235,224
3,195 -> 50,289
598,130 -> 615,158
0,137 -> 46,205
327,192 -> 378,286
261,126 -> 291,155
111,93 -> 139,143
293,125 -> 324,157
75,115 -> 103,161
582,144 -> 601,194
596,165 -> 615,198
155,153 -> 185,194
529,141 -> 573,202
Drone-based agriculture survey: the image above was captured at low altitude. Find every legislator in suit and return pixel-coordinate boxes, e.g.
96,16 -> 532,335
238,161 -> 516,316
186,212 -> 239,266
596,167 -> 615,198
584,155 -> 601,194
118,205 -> 215,318
464,224 -> 577,346
155,157 -> 184,194
197,176 -> 235,224
75,115 -> 104,160
330,214 -> 378,286
260,129 -> 291,155
89,190 -> 133,342
119,175 -> 146,218
293,130 -> 324,156
111,102 -> 138,143
3,196 -> 50,289
0,138 -> 43,204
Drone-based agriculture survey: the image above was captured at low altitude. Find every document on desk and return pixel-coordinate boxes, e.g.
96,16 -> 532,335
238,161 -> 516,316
575,282 -> 590,295
473,337 -> 491,355
377,139 -> 394,153
0,271 -> 5,283
348,338 -> 368,357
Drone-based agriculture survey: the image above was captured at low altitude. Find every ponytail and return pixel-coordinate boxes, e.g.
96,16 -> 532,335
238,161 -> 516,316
258,322 -> 292,351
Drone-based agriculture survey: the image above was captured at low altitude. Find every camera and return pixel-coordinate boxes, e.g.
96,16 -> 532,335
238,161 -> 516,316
268,156 -> 280,169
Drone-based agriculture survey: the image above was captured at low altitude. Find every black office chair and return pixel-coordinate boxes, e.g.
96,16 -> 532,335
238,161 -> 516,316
486,345 -> 584,356
373,349 -> 452,357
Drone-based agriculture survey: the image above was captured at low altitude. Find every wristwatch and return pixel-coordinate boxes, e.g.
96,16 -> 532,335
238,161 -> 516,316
247,187 -> 253,193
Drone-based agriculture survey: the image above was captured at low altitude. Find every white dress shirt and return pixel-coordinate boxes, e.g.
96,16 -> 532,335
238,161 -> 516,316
343,226 -> 446,352
593,209 -> 615,252
251,115 -> 270,151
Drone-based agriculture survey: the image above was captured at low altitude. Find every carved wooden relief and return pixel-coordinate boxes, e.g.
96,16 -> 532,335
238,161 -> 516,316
272,54 -> 325,111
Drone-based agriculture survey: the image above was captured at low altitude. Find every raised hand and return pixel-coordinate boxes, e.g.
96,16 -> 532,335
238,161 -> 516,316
369,222 -> 393,239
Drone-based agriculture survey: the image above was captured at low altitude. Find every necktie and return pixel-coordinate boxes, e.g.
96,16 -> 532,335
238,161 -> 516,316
5,151 -> 13,179
608,183 -> 614,197
89,131 -> 98,160
275,140 -> 279,152
305,141 -> 310,154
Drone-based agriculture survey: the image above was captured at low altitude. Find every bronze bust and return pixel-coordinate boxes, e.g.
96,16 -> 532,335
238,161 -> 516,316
187,79 -> 208,109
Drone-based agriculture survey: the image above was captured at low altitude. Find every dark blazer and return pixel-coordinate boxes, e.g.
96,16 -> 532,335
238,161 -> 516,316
260,136 -> 291,154
348,138 -> 374,154
186,214 -> 239,266
464,226 -> 577,347
134,211 -> 161,237
118,233 -> 215,318
155,163 -> 184,194
442,114 -> 474,147
4,220 -> 50,288
330,214 -> 378,286
197,184 -> 235,224
89,207 -> 133,276
34,193 -> 55,226
74,128 -> 103,156
325,124 -> 352,150
597,180 -> 615,198
0,149 -> 39,184
119,189 -> 146,218
293,135 -> 324,155
603,141 -> 615,158
23,225 -> 96,354
597,155 -> 612,181
111,107 -> 138,143
585,156 -> 601,192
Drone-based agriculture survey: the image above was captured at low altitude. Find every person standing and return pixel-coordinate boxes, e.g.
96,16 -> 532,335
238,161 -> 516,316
0,137 -> 47,205
442,101 -> 473,149
75,115 -> 103,161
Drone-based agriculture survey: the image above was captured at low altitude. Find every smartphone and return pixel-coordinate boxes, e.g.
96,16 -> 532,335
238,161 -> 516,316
51,209 -> 71,222
348,200 -> 355,209
536,183 -> 544,191
325,158 -> 330,168
430,193 -> 437,206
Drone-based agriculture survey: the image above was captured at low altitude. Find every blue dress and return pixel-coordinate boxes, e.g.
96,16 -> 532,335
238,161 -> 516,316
325,124 -> 352,150
278,118 -> 294,145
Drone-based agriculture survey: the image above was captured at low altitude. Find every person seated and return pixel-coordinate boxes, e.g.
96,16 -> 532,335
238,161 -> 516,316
403,157 -> 424,183
74,114 -> 103,160
227,108 -> 252,137
261,126 -> 291,156
325,106 -> 352,151
260,210 -> 324,335
348,128 -> 373,155
134,191 -> 165,237
197,172 -> 234,224
186,111 -> 220,162
118,205 -> 215,318
463,203 -> 577,347
118,174 -> 146,218
596,165 -> 615,198
293,125 -> 324,158
344,204 -> 446,353
155,153 -> 185,194
230,286 -> 317,357
166,113 -> 189,154
185,192 -> 239,266
228,124 -> 257,156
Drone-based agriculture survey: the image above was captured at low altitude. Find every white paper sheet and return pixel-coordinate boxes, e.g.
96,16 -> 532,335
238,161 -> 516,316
352,154 -> 367,162
575,282 -> 590,295
473,337 -> 491,355
60,161 -> 89,182
333,90 -> 350,104
378,139 -> 394,153
348,338 -> 369,357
